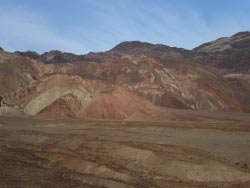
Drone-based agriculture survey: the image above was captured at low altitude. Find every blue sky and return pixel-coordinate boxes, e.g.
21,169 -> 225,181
0,0 -> 250,54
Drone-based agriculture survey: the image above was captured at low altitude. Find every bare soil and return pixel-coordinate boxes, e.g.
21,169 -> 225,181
0,116 -> 250,188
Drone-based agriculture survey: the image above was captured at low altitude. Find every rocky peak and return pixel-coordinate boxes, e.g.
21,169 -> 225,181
109,41 -> 175,55
16,51 -> 40,60
40,50 -> 78,64
111,41 -> 156,53
194,31 -> 250,53
41,50 -> 63,60
232,31 -> 250,38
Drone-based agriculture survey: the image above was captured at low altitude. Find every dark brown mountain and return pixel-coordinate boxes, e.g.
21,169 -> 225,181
40,50 -> 80,64
194,31 -> 250,52
15,32 -> 250,74
16,50 -> 81,64
82,41 -> 195,63
193,31 -> 250,73
0,31 -> 250,120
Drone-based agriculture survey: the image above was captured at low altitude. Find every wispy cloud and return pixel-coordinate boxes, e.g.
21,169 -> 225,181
73,0 -> 250,51
0,0 -> 249,53
0,6 -> 89,54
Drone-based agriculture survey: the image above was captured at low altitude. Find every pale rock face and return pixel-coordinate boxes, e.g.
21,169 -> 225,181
24,87 -> 91,116
0,106 -> 26,117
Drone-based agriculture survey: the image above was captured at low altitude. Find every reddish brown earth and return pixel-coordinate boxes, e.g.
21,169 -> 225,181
1,31 -> 250,187
36,98 -> 75,119
0,116 -> 250,188
76,87 -> 160,120
0,31 -> 250,120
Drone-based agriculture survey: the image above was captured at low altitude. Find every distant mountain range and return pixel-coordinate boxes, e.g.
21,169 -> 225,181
0,31 -> 250,120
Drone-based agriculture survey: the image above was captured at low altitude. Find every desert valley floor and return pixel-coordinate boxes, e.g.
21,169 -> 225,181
1,1 -> 250,186
0,113 -> 250,188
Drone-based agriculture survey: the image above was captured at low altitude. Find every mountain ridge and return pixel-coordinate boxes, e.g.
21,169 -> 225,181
0,31 -> 250,120
2,31 -> 248,56
3,31 -> 248,74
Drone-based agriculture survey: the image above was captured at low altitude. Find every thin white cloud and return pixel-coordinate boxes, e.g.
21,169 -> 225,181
72,0 -> 222,50
0,1 -> 249,53
0,6 -> 89,54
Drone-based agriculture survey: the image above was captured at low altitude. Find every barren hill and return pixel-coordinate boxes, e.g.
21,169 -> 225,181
1,31 -> 250,120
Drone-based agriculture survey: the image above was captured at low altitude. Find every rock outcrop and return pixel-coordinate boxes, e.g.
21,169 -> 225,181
1,31 -> 250,120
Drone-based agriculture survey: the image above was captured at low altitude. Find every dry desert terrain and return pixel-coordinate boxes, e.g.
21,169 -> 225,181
0,114 -> 250,188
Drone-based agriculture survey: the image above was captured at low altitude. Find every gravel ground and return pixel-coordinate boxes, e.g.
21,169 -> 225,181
0,116 -> 250,188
